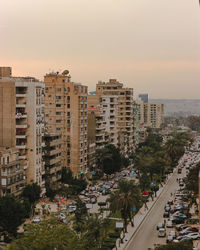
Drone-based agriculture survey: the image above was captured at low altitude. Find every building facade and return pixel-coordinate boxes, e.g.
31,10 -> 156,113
15,77 -> 45,190
43,133 -> 62,183
44,71 -> 88,176
96,79 -> 134,156
0,147 -> 26,197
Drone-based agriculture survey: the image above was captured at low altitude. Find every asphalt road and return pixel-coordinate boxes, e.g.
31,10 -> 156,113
125,168 -> 184,250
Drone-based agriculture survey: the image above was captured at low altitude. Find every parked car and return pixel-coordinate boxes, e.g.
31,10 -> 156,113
157,222 -> 164,230
32,216 -> 41,223
163,211 -> 170,218
158,228 -> 166,237
166,235 -> 174,243
166,220 -> 173,228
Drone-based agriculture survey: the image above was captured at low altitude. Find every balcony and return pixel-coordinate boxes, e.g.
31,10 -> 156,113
16,93 -> 27,98
16,103 -> 26,108
16,124 -> 27,129
16,144 -> 26,149
16,134 -> 26,139
16,113 -> 27,119
19,155 -> 26,160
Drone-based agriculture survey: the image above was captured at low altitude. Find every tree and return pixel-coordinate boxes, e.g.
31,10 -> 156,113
0,196 -> 25,236
22,183 -> 41,205
7,218 -> 83,250
185,164 -> 199,196
154,241 -> 193,250
96,144 -> 122,175
74,198 -> 87,223
108,179 -> 142,233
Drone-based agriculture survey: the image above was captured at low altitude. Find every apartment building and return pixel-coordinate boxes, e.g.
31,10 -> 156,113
15,77 -> 45,191
0,68 -> 16,147
43,133 -> 62,183
144,103 -> 164,129
44,71 -> 88,176
88,94 -> 107,149
96,79 -> 134,156
0,147 -> 26,197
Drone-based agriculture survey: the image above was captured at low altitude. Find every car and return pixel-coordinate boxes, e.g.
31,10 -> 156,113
163,211 -> 170,218
171,217 -> 184,224
186,232 -> 200,240
165,206 -> 171,212
166,220 -> 173,228
168,200 -> 173,205
32,216 -> 41,223
157,222 -> 164,230
59,213 -> 66,219
169,231 -> 176,239
166,235 -> 174,243
176,224 -> 189,231
158,228 -> 166,237
68,205 -> 76,213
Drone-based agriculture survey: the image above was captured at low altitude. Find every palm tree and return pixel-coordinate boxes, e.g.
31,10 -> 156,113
108,179 -> 141,233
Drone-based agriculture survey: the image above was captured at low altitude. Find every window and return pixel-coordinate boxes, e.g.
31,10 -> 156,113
56,112 -> 61,115
56,104 -> 61,107
67,104 -> 70,108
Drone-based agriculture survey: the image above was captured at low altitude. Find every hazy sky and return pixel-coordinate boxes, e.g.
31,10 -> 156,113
1,0 -> 200,98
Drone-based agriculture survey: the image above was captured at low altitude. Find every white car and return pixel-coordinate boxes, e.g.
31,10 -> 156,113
158,228 -> 166,237
32,216 -> 41,223
166,220 -> 173,228
187,232 -> 200,240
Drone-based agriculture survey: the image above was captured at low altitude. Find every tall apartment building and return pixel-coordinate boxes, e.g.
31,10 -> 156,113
143,103 -> 164,129
0,68 -> 16,147
96,79 -> 134,156
44,71 -> 88,176
44,133 -> 62,183
88,94 -> 106,149
0,67 -> 45,192
0,147 -> 26,197
15,77 -> 45,190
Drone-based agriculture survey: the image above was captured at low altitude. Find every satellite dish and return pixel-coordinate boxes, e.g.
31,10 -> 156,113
62,70 -> 69,75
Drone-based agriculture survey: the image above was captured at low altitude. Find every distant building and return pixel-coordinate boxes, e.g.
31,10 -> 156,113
139,93 -> 148,103
144,103 -> 164,129
96,79 -> 134,156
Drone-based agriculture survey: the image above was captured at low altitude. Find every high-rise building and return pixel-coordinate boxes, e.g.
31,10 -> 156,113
143,103 -> 164,129
96,79 -> 134,156
15,77 -> 45,190
43,133 -> 62,183
139,93 -> 148,103
0,67 -> 45,193
44,71 -> 88,176
0,68 -> 16,147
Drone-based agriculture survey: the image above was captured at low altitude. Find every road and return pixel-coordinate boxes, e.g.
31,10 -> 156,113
125,168 -> 185,250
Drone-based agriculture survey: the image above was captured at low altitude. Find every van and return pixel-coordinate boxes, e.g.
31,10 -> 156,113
158,228 -> 166,237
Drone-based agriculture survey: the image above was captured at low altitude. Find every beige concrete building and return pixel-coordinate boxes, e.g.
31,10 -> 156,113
0,147 -> 26,197
15,77 -> 45,191
96,79 -> 134,156
144,103 -> 164,129
44,133 -> 62,183
0,68 -> 16,147
44,71 -> 88,176
88,94 -> 107,149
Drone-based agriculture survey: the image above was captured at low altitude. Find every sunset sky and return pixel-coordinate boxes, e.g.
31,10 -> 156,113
1,0 -> 200,98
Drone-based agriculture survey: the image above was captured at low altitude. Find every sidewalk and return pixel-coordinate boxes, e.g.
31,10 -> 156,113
114,173 -> 173,250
